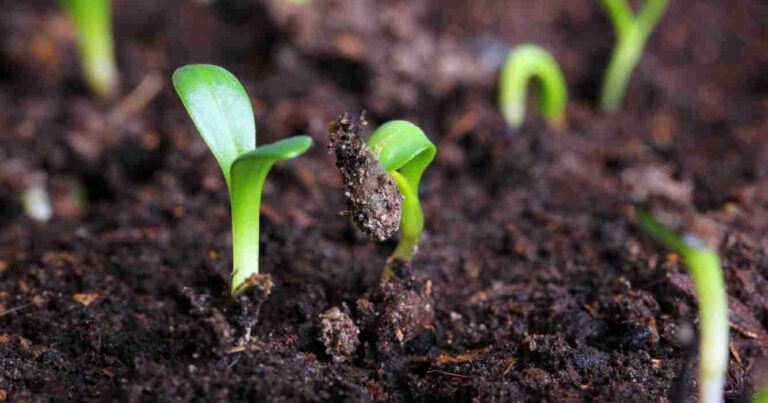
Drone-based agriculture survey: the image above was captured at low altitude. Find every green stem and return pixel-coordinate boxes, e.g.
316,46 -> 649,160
228,137 -> 312,296
230,162 -> 269,296
389,170 -> 422,261
61,0 -> 118,98
599,0 -> 668,112
498,44 -> 568,129
600,29 -> 643,113
685,247 -> 728,403
639,212 -> 728,403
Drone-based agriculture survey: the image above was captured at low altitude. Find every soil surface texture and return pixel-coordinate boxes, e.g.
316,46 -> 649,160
1,0 -> 768,401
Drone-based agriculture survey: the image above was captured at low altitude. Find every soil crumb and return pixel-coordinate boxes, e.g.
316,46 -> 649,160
356,261 -> 435,357
328,112 -> 402,241
231,274 -> 274,346
318,305 -> 360,362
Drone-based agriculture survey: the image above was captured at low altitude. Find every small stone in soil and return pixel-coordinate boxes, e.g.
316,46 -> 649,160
328,111 -> 403,241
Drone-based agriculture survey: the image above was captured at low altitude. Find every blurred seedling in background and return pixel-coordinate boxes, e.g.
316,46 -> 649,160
173,64 -> 312,297
498,44 -> 568,130
638,210 -> 728,403
599,0 -> 668,112
60,0 -> 119,99
329,113 -> 435,280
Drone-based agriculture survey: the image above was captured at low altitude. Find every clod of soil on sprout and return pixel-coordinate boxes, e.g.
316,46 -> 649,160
328,112 -> 403,241
318,305 -> 360,362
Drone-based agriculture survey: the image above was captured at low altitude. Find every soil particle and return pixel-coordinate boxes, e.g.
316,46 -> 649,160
182,287 -> 234,347
356,261 -> 435,358
328,112 -> 402,241
318,305 -> 360,362
231,274 -> 274,346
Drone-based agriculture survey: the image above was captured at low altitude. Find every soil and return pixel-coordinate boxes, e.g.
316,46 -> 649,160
1,0 -> 768,401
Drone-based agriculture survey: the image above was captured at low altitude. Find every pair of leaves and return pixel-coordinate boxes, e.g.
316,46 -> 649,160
173,65 -> 311,294
173,65 -> 311,188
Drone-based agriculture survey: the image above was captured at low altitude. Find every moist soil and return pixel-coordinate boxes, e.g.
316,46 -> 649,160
1,0 -> 768,401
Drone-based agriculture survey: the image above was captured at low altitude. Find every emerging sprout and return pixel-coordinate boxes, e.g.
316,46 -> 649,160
329,114 -> 435,278
498,44 -> 568,130
60,0 -> 119,99
638,211 -> 728,403
367,121 -> 436,263
173,64 -> 312,296
599,0 -> 668,112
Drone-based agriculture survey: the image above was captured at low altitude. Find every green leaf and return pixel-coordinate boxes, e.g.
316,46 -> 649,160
172,64 -> 256,186
228,136 -> 312,295
366,121 -> 435,191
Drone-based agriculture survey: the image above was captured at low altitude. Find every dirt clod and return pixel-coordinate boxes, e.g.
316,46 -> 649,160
328,112 -> 402,241
231,274 -> 274,346
356,261 -> 435,357
318,305 -> 360,362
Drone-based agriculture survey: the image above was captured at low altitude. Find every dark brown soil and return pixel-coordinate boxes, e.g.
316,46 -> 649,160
1,0 -> 768,401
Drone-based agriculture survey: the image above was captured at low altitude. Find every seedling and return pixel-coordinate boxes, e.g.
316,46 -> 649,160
367,121 -> 436,265
173,64 -> 312,296
498,44 -> 567,130
60,0 -> 119,99
599,0 -> 668,112
638,211 -> 728,403
329,115 -> 435,279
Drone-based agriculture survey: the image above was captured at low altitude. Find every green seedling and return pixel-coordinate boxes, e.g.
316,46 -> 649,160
498,44 -> 568,130
60,0 -> 119,99
367,121 -> 436,267
599,0 -> 668,112
638,211 -> 728,403
173,64 -> 312,296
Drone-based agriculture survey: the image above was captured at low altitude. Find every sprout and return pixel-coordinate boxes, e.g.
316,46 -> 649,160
498,44 -> 568,130
173,64 -> 312,296
367,121 -> 436,264
329,114 -> 435,279
638,211 -> 728,403
599,0 -> 668,112
60,0 -> 119,99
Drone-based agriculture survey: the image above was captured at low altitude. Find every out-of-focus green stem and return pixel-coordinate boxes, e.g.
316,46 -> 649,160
639,212 -> 728,403
599,0 -> 668,112
499,44 -> 568,130
60,0 -> 118,98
